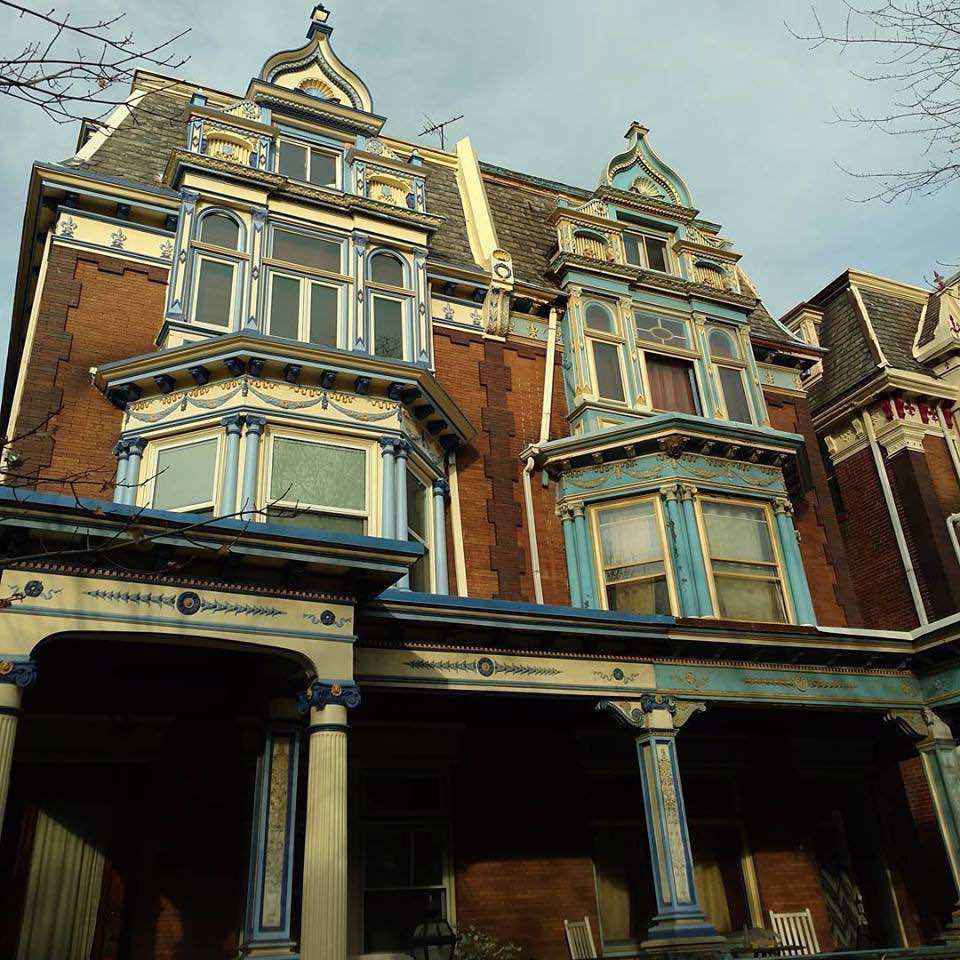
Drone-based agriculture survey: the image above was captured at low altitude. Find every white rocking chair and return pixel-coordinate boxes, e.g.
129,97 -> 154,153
564,917 -> 597,960
769,909 -> 821,956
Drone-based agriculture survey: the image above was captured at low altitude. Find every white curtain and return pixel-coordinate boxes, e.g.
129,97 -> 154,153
16,805 -> 106,960
598,502 -> 662,567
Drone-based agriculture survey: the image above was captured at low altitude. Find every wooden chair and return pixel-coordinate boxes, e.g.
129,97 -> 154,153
768,909 -> 821,956
564,917 -> 598,960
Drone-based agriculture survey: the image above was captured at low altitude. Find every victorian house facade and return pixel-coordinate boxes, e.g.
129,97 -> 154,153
2,7 -> 960,960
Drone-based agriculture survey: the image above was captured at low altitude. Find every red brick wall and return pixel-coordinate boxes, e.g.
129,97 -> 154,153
8,245 -> 166,496
764,393 -> 857,626
925,434 -> 960,519
434,327 -> 569,604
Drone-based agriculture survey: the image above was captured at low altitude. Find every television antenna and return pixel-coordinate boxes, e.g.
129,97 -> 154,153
419,114 -> 463,151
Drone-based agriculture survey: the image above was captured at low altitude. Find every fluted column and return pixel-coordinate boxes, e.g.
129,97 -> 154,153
113,440 -> 130,504
394,438 -> 411,589
220,414 -> 244,517
123,437 -> 146,506
661,484 -> 697,617
678,484 -> 713,616
241,416 -> 266,516
557,505 -> 583,608
0,659 -> 36,842
432,478 -> 450,594
773,498 -> 816,625
571,503 -> 597,608
380,437 -> 397,537
298,680 -> 360,960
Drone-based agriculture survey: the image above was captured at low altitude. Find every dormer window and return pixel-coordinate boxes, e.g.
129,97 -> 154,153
277,137 -> 339,189
192,209 -> 245,330
367,251 -> 412,360
623,232 -> 670,273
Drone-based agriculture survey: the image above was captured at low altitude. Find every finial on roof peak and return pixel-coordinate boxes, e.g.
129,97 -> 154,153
307,4 -> 333,39
625,121 -> 649,140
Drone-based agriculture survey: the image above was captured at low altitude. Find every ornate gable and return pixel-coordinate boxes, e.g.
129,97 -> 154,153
600,122 -> 693,208
258,4 -> 373,114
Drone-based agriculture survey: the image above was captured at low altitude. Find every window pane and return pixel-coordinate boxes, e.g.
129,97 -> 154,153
153,439 -> 217,511
199,213 -> 239,250
607,577 -> 670,616
412,831 -> 444,886
364,889 -> 445,954
585,302 -> 615,333
409,551 -> 430,592
272,228 -> 341,272
407,472 -> 427,539
309,148 -> 337,187
598,502 -> 662,568
644,236 -> 669,272
374,297 -> 404,359
719,367 -> 752,424
708,328 -> 739,359
269,274 -> 300,340
309,283 -> 338,347
266,509 -> 365,536
270,439 -> 366,512
365,831 -> 411,888
371,253 -> 405,287
635,312 -> 689,348
278,140 -> 308,180
194,259 -> 234,327
592,341 -> 625,402
702,502 -> 775,563
715,575 -> 785,622
646,354 -> 698,414
623,235 -> 643,267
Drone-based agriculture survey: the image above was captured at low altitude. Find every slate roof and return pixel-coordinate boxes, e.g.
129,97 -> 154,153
918,292 -> 942,348
421,161 -> 477,274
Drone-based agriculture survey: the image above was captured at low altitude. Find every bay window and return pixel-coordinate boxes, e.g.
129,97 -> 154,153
277,137 -> 339,188
699,500 -> 787,623
635,311 -> 701,415
368,251 -> 412,361
264,433 -> 368,534
623,232 -> 671,273
593,498 -> 672,616
585,301 -> 626,403
264,225 -> 345,347
147,434 -> 221,515
708,327 -> 753,424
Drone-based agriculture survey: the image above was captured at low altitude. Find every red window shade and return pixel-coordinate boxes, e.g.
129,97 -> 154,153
646,354 -> 699,414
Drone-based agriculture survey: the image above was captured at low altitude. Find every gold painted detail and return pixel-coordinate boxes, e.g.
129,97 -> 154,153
742,675 -> 855,692
261,738 -> 291,929
656,742 -> 692,903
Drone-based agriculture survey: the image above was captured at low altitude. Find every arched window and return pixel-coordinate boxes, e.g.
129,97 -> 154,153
708,328 -> 738,360
583,300 -> 625,404
369,251 -> 406,288
367,251 -> 411,360
707,325 -> 752,424
199,212 -> 241,250
585,302 -> 615,334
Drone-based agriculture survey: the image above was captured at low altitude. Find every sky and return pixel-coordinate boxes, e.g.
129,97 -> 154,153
0,0 -> 952,378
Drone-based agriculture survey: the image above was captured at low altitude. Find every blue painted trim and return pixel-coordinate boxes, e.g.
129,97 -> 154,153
663,496 -> 697,617
394,443 -> 410,589
220,416 -> 243,515
572,510 -> 597,608
679,495 -> 712,616
380,440 -> 396,539
432,479 -> 449,594
560,515 -> 582,608
775,510 -> 817,626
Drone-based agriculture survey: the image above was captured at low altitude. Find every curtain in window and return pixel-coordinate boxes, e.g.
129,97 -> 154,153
693,856 -> 732,934
153,438 -> 218,511
270,439 -> 365,511
598,502 -> 661,568
702,503 -> 774,563
646,354 -> 697,414
16,805 -> 107,960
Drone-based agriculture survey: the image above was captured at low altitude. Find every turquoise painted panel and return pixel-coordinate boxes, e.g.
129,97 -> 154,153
655,662 -> 923,708
918,665 -> 960,707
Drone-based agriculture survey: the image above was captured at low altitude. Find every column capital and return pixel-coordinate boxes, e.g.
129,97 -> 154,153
394,437 -> 412,459
886,707 -> 954,746
598,695 -> 705,733
222,413 -> 245,434
126,436 -> 146,454
571,502 -> 586,519
773,497 -> 794,518
659,483 -> 682,502
677,482 -> 698,502
113,439 -> 130,458
432,477 -> 450,498
0,659 -> 37,688
556,503 -> 575,522
297,679 -> 361,714
245,415 -> 266,436
379,435 -> 397,455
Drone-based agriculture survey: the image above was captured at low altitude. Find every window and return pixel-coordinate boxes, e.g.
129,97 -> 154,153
360,774 -> 451,953
594,499 -> 671,615
635,311 -> 690,349
407,471 -> 431,592
623,233 -> 671,273
150,436 -> 220,515
367,251 -> 412,361
372,296 -> 405,359
370,252 -> 406,288
277,138 -> 338,188
266,435 -> 367,534
193,257 -> 235,328
708,327 -> 753,424
199,212 -> 240,249
700,500 -> 787,623
264,226 -> 345,346
584,301 -> 626,404
645,353 -> 699,415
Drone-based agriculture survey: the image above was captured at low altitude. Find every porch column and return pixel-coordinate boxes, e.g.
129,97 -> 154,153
887,709 -> 960,939
113,440 -> 130,504
773,499 -> 816,626
0,659 -> 36,840
661,484 -> 697,617
394,438 -> 411,589
220,414 -> 244,518
298,680 -> 360,960
557,505 -> 583,608
379,437 -> 397,537
678,484 -> 713,616
599,696 -> 723,950
242,702 -> 301,958
241,416 -> 266,516
432,478 -> 450,594
123,437 -> 145,506
572,504 -> 597,608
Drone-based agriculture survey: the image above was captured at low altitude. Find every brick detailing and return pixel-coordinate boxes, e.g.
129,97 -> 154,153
834,448 -> 919,630
7,245 -> 167,497
433,327 -> 569,603
925,434 -> 960,520
888,449 -> 960,619
765,393 -> 856,626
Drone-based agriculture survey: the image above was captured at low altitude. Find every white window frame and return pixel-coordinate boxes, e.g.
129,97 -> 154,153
191,252 -> 240,331
584,300 -> 629,406
276,135 -> 342,190
588,494 -> 678,617
623,230 -> 674,275
634,312 -> 705,416
366,249 -> 414,362
370,292 -> 409,361
706,325 -> 755,425
260,427 -> 375,534
265,268 -> 341,346
139,428 -> 225,515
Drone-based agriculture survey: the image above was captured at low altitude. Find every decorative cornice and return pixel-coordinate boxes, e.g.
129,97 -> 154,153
0,659 -> 37,688
297,679 -> 362,713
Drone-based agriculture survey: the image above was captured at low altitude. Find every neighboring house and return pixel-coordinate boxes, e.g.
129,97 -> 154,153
0,7 -> 959,960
